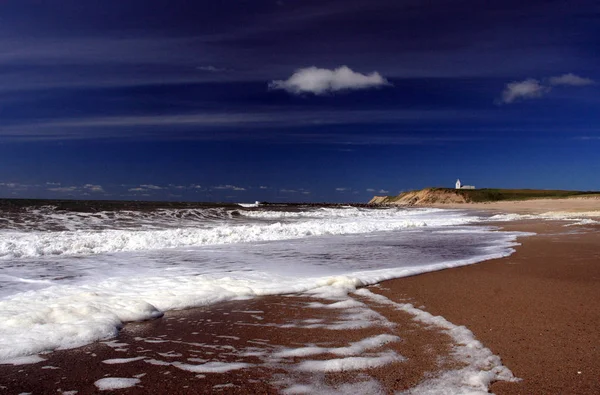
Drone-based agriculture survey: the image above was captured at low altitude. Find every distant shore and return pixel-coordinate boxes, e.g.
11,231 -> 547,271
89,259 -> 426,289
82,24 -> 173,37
369,187 -> 600,211
371,192 -> 600,214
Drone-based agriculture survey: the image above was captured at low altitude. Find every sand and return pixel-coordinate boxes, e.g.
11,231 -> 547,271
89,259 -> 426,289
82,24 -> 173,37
0,294 -> 458,394
1,202 -> 599,393
429,195 -> 600,213
375,220 -> 600,394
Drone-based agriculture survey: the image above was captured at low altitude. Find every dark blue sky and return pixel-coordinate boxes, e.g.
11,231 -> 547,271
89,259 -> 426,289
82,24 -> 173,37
0,0 -> 598,202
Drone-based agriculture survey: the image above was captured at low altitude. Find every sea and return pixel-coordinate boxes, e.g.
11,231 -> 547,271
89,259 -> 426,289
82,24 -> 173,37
0,201 -> 541,393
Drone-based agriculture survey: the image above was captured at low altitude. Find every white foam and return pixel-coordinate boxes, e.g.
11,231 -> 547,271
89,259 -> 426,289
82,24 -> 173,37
0,355 -> 45,365
0,208 -> 477,260
101,356 -> 145,364
282,380 -> 384,395
296,350 -> 404,372
489,211 -> 600,226
94,377 -> 141,391
357,289 -> 519,394
171,361 -> 251,373
0,207 -> 527,362
272,334 -> 400,359
0,238 -> 523,360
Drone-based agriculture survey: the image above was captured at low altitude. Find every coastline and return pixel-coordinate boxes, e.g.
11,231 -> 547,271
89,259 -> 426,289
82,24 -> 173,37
1,205 -> 599,393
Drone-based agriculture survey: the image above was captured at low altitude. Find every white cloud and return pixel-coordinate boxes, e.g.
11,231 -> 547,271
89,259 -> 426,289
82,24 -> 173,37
500,78 -> 549,103
196,65 -> 227,72
128,187 -> 146,192
280,189 -> 297,193
48,186 -> 78,192
549,73 -> 594,86
269,66 -> 391,95
84,184 -> 104,192
366,188 -> 376,192
259,186 -> 269,189
378,189 -> 390,194
140,184 -> 162,190
500,73 -> 595,104
335,187 -> 350,192
213,184 -> 246,191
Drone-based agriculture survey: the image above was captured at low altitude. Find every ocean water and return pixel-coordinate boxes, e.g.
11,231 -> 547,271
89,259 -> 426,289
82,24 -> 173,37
0,203 -> 528,392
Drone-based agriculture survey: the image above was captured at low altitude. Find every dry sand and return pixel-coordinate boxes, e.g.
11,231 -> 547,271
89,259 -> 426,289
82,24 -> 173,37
1,205 -> 599,394
429,195 -> 600,213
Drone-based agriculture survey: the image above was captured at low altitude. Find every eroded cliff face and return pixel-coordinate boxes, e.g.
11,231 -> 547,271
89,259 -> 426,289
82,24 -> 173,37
369,188 -> 469,206
368,196 -> 389,204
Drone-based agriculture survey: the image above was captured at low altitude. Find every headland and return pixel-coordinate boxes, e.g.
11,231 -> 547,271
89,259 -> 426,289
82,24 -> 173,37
370,187 -> 600,213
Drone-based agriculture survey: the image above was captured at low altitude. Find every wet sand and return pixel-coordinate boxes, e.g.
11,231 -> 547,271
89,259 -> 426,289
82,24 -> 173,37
1,220 -> 599,393
375,221 -> 600,394
0,294 -> 458,394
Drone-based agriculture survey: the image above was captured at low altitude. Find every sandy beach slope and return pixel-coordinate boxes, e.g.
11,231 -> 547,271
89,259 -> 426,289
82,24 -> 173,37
428,195 -> 600,213
374,220 -> 600,394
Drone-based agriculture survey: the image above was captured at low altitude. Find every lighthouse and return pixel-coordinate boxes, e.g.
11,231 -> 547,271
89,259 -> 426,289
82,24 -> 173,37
455,179 -> 475,189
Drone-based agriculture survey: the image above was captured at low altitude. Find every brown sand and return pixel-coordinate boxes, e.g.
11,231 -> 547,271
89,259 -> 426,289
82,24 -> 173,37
373,221 -> 600,394
0,294 -> 458,394
429,196 -> 600,213
1,218 -> 599,393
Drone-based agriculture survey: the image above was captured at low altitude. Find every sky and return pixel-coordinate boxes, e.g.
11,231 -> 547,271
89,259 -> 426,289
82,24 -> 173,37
0,0 -> 598,202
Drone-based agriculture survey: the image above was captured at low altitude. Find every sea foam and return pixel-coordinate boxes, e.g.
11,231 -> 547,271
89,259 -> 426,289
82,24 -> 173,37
0,207 -> 525,362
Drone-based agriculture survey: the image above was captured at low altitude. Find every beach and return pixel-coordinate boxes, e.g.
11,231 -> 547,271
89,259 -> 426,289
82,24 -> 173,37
0,200 -> 599,393
377,220 -> 600,394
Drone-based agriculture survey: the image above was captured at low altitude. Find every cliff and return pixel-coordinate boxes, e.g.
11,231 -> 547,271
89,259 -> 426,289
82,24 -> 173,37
369,188 -> 468,206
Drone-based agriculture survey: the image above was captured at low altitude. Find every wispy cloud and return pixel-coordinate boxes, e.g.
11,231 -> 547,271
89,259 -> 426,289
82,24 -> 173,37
575,136 -> 600,141
0,109 -> 487,142
366,188 -> 389,194
549,73 -> 595,86
48,186 -> 78,192
499,73 -> 594,104
196,65 -> 229,73
83,184 -> 104,192
0,182 -> 33,190
335,187 -> 350,192
269,66 -> 391,95
213,185 -> 246,191
500,79 -> 549,104
140,184 -> 162,190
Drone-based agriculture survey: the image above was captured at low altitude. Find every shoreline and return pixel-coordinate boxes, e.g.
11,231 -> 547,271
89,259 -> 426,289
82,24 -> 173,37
1,209 -> 599,393
374,220 -> 600,394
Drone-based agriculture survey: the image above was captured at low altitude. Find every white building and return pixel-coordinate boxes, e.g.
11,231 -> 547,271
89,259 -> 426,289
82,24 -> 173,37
455,179 -> 475,190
